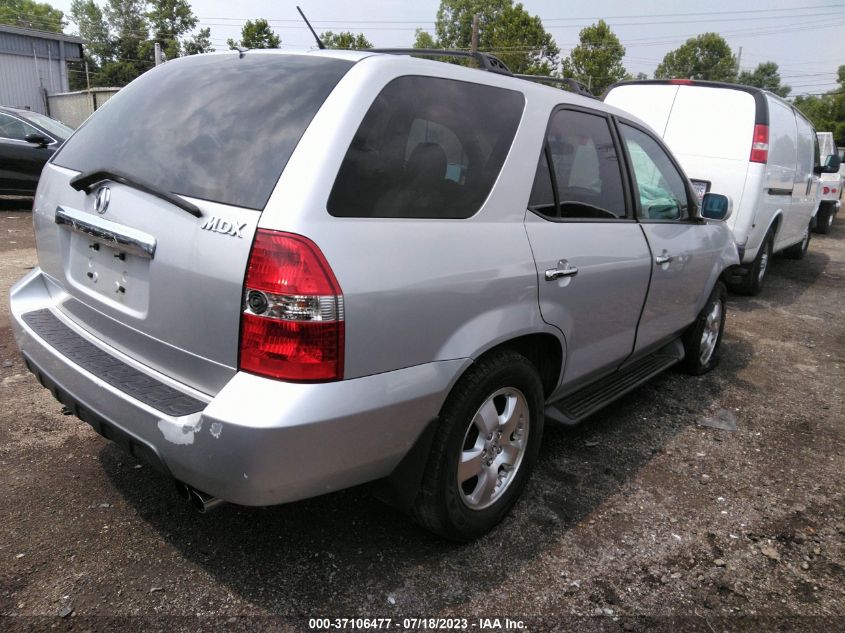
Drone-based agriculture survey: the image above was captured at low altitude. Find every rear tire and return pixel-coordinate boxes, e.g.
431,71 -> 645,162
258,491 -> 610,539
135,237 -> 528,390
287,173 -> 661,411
783,221 -> 812,260
728,228 -> 773,296
814,203 -> 834,235
412,351 -> 544,541
682,282 -> 727,376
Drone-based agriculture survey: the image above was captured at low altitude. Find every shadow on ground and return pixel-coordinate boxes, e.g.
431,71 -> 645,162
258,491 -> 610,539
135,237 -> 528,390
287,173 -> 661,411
730,227 -> 842,312
99,334 -> 753,614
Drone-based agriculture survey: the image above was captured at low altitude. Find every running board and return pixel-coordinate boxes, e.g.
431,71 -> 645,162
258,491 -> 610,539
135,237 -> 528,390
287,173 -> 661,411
545,342 -> 683,426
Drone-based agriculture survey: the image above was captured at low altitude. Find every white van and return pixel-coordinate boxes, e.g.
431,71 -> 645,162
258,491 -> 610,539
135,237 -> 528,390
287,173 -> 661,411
815,131 -> 842,233
604,80 -> 823,295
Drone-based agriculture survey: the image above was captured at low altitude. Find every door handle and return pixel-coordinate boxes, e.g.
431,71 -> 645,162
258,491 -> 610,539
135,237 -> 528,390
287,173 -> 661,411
545,259 -> 579,281
655,253 -> 673,265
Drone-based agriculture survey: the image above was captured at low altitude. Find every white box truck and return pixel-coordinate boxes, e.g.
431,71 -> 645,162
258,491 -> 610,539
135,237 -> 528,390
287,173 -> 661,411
604,79 -> 831,295
815,131 -> 842,233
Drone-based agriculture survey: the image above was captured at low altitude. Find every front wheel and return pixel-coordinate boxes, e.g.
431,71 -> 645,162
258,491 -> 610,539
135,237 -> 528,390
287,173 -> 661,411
682,282 -> 727,375
412,351 -> 544,541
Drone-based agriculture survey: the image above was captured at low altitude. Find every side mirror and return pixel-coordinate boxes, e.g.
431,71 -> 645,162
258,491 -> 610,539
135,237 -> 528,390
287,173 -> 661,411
700,193 -> 733,221
24,133 -> 51,147
823,153 -> 841,173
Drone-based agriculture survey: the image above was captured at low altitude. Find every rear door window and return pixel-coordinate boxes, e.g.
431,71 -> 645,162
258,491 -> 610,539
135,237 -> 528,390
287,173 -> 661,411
53,54 -> 353,210
529,108 -> 627,220
328,76 -> 524,219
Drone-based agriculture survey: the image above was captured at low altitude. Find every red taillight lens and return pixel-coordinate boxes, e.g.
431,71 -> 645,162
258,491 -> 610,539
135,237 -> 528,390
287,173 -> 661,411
750,124 -> 769,163
824,186 -> 831,195
239,230 -> 344,382
669,78 -> 693,85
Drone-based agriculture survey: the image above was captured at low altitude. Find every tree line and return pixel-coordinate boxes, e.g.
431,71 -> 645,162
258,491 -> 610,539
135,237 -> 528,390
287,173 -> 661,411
1,0 -> 842,143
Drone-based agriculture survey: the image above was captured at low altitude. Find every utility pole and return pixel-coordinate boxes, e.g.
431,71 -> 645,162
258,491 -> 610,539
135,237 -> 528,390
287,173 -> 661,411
84,59 -> 90,91
154,42 -> 163,66
736,46 -> 743,73
470,13 -> 479,65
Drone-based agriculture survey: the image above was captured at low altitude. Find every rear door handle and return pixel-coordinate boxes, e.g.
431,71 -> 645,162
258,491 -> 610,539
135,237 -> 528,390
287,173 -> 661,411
545,259 -> 579,281
655,253 -> 673,265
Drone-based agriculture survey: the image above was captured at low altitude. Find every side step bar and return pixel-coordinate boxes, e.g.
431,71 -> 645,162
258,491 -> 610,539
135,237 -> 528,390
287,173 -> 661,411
545,341 -> 683,426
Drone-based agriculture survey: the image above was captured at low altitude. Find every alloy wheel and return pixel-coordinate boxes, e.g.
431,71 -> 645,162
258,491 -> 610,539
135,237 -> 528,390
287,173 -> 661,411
699,300 -> 723,366
457,387 -> 529,510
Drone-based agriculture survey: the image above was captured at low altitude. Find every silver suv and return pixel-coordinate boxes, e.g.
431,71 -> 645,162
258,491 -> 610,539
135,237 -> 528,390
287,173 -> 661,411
10,49 -> 738,540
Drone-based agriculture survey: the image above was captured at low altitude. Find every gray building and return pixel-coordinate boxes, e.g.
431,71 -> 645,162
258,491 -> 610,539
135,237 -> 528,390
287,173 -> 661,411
0,24 -> 84,115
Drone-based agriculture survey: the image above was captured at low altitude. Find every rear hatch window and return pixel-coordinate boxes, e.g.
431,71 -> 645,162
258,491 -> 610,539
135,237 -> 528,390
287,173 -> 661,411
53,53 -> 353,210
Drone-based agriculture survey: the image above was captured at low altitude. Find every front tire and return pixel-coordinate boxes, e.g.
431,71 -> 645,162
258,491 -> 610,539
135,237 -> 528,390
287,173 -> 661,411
682,282 -> 727,375
412,351 -> 544,541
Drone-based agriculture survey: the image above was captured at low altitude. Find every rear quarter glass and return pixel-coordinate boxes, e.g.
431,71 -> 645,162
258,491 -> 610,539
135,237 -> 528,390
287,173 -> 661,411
327,75 -> 525,219
52,54 -> 353,210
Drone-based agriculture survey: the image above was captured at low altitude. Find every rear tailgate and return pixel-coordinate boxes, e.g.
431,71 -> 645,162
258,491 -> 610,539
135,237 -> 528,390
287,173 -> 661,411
32,52 -> 353,395
33,167 -> 258,395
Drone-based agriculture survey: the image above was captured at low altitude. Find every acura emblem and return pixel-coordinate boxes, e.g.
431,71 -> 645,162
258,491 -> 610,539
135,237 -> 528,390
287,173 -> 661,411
94,186 -> 110,214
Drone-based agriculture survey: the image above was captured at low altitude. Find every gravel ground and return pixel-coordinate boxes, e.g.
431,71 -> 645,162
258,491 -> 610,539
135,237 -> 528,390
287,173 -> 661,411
0,205 -> 843,633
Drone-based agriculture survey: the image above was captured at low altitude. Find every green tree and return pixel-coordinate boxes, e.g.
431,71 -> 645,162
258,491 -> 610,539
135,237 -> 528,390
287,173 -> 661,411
102,0 -> 149,84
737,61 -> 790,98
227,18 -> 280,49
487,3 -> 559,74
183,26 -> 213,55
0,0 -> 64,32
560,20 -> 627,95
320,31 -> 372,49
433,0 -> 558,74
655,33 -> 737,82
146,0 -> 197,60
794,65 -> 845,146
413,28 -> 437,48
68,0 -> 113,89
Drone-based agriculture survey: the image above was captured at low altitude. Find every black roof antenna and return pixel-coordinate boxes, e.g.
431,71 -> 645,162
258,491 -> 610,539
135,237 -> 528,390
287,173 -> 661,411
297,6 -> 326,49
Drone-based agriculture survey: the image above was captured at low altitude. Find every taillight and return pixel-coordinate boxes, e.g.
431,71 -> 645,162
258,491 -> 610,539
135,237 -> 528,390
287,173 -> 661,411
750,124 -> 769,163
824,186 -> 831,195
669,78 -> 693,85
239,230 -> 344,382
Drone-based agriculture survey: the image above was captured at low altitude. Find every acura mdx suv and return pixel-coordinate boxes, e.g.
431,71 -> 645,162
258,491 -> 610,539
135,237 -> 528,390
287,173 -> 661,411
10,49 -> 738,540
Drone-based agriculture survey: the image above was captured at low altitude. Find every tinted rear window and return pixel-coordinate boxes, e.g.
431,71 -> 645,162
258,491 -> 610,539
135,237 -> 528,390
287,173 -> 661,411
54,54 -> 352,210
328,76 -> 524,219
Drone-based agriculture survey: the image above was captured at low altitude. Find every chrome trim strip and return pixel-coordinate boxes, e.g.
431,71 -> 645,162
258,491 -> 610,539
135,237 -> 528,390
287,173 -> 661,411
54,206 -> 157,259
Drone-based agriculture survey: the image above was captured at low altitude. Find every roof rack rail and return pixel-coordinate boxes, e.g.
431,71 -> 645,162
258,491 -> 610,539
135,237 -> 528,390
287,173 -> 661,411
513,74 -> 596,99
366,48 -> 513,76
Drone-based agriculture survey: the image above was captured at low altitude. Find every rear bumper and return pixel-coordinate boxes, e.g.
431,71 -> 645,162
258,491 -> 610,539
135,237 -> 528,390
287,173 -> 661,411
10,268 -> 465,506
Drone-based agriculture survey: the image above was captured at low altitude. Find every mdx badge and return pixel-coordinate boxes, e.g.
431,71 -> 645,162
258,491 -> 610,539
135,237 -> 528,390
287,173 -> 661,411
201,216 -> 247,238
94,186 -> 110,214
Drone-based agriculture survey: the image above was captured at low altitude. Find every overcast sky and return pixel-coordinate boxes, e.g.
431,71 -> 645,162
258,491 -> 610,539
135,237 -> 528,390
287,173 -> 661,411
51,0 -> 845,96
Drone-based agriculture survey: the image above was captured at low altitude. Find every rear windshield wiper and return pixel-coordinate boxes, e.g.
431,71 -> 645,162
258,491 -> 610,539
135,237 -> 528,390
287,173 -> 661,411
69,168 -> 202,218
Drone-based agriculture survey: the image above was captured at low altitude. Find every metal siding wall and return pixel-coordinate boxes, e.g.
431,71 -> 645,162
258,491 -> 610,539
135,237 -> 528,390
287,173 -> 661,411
0,31 -> 73,114
0,52 -> 47,113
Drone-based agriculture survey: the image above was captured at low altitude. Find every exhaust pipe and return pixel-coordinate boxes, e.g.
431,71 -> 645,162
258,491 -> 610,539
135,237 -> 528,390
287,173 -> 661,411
175,481 -> 224,513
188,488 -> 224,513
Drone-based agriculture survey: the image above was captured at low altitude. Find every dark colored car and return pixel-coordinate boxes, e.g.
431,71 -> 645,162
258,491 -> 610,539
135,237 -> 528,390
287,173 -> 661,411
0,106 -> 74,197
